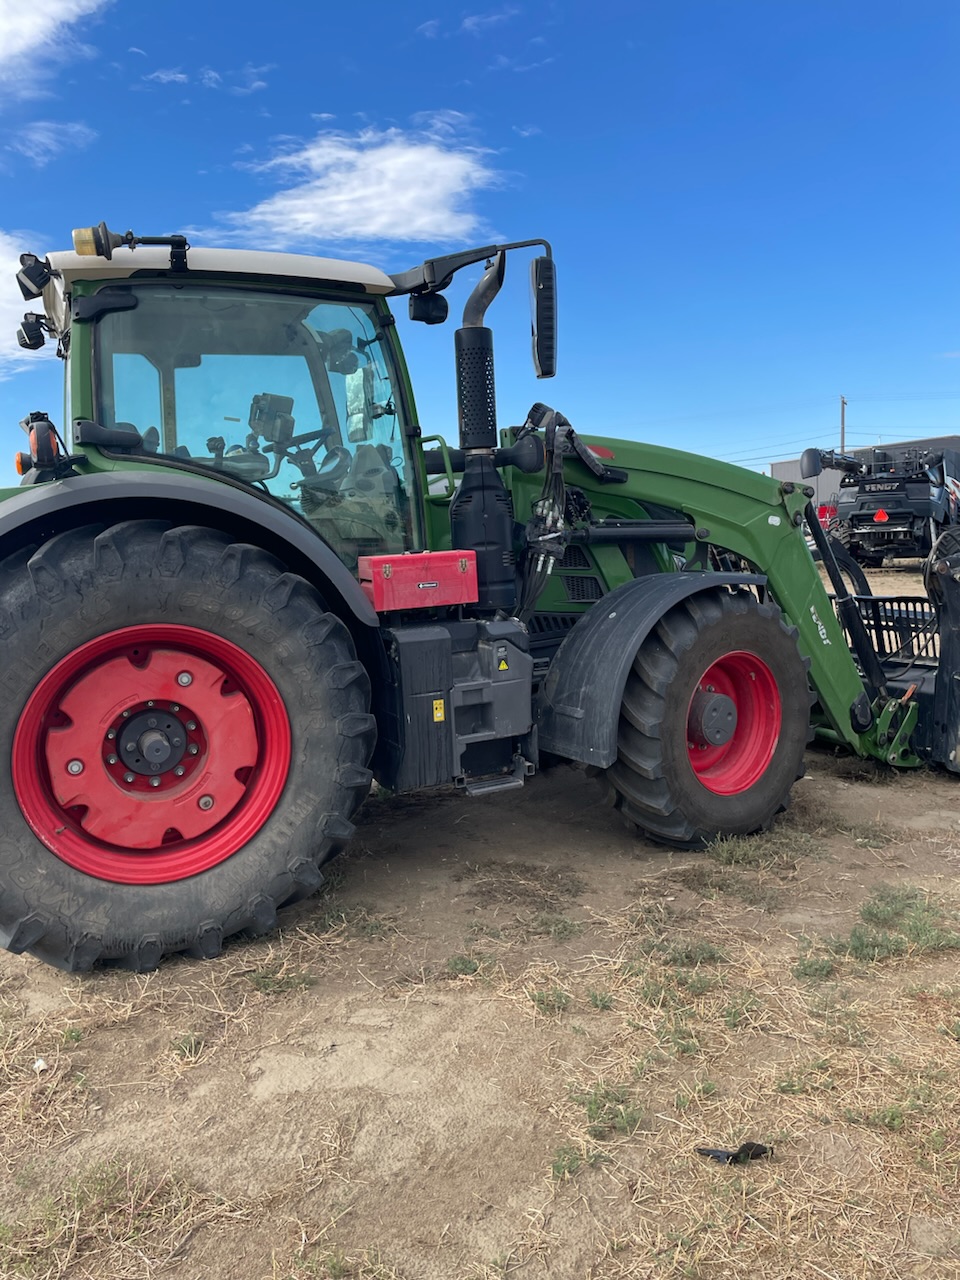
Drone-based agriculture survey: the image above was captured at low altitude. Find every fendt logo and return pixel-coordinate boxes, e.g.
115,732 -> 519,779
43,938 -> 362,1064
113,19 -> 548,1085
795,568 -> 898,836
864,482 -> 900,492
810,606 -> 832,645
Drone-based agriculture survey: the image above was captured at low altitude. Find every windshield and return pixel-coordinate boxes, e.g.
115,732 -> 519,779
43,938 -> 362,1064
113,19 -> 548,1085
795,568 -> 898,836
94,282 -> 418,569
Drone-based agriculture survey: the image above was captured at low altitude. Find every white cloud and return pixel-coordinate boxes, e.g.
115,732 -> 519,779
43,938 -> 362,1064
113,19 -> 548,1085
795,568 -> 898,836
489,52 -> 555,72
0,0 -> 111,89
217,120 -> 499,249
512,124 -> 541,138
7,120 -> 96,166
128,45 -> 146,55
144,67 -> 188,84
229,63 -> 272,95
411,108 -> 473,137
140,62 -> 273,95
416,18 -> 440,37
461,7 -> 518,35
0,229 -> 58,381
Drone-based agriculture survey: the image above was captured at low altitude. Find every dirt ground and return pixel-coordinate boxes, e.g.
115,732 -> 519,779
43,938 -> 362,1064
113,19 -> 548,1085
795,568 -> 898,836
2,561 -> 960,1280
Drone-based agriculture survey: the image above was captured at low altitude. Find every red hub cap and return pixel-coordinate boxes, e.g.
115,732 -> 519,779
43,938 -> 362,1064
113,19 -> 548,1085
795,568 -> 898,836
12,625 -> 291,884
686,650 -> 781,795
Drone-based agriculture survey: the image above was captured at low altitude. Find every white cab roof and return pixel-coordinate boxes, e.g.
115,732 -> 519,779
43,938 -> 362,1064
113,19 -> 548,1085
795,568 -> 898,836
46,246 -> 395,295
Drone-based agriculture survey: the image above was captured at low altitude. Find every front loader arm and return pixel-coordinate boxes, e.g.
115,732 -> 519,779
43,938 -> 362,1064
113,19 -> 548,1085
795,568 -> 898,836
554,436 -> 917,764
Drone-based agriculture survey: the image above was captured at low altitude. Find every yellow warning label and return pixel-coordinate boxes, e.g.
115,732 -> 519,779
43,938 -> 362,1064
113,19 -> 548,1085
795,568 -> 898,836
432,699 -> 445,722
498,659 -> 509,671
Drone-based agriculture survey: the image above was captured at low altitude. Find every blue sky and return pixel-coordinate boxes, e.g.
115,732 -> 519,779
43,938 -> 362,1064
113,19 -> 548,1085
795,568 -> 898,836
1,0 -> 957,480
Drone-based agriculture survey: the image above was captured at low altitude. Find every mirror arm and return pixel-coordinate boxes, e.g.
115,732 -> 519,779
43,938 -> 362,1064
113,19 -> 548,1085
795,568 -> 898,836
390,239 -> 551,296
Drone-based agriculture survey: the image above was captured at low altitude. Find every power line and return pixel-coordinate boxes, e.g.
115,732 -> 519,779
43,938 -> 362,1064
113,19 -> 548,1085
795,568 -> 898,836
635,392 -> 958,432
843,393 -> 960,402
631,397 -> 834,428
716,430 -> 844,462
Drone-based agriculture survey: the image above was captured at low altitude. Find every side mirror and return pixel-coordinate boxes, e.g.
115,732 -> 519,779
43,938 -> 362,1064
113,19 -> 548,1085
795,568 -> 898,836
530,256 -> 556,378
800,447 -> 823,479
409,293 -> 449,325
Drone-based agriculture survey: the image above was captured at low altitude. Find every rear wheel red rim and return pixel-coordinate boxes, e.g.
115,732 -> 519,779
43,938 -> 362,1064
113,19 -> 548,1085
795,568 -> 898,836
686,650 -> 781,795
12,625 -> 291,884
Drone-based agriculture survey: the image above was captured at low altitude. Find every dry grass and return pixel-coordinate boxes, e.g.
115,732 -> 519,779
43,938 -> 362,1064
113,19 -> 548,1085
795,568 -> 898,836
3,768 -> 960,1278
278,1249 -> 406,1278
458,859 -> 588,909
468,870 -> 960,1276
0,1160 -> 251,1278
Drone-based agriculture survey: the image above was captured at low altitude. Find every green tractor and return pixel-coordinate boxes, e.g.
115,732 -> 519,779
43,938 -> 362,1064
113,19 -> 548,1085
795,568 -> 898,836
1,223 -> 953,972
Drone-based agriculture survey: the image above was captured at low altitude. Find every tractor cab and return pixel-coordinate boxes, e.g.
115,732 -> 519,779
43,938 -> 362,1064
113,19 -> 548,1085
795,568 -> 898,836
34,241 -> 423,571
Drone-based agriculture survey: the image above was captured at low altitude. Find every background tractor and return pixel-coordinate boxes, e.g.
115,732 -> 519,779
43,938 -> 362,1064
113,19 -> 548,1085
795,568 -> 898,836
1,223 -> 956,972
809,443 -> 960,567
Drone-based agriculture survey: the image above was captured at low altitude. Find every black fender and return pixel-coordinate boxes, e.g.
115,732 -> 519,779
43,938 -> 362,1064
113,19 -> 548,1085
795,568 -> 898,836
537,572 -> 765,767
0,469 -> 380,628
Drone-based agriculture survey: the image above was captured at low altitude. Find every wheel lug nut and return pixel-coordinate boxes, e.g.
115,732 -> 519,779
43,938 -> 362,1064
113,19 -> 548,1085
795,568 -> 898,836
122,709 -> 130,718
174,766 -> 185,777
124,773 -> 135,784
149,777 -> 161,787
170,704 -> 180,712
177,672 -> 193,687
147,700 -> 155,707
188,744 -> 199,756
185,721 -> 197,732
107,754 -> 118,765
66,759 -> 84,775
198,795 -> 214,811
106,730 -> 116,741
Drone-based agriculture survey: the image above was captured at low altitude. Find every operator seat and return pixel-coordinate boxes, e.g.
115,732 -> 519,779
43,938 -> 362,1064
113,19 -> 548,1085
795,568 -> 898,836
298,443 -> 405,570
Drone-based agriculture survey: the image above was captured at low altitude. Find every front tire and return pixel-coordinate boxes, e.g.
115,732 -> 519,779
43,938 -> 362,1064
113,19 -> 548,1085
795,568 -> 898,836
0,521 -> 376,971
602,589 -> 810,848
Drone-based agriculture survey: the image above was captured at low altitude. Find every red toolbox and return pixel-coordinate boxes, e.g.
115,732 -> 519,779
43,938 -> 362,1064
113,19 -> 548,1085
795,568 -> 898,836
358,550 -> 479,611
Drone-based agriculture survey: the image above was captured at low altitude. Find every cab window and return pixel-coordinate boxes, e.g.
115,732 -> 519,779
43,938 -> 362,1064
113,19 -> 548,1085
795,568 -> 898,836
96,284 -> 417,569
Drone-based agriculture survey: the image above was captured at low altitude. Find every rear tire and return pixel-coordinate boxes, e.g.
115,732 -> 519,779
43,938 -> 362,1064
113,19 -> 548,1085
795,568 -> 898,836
0,521 -> 376,971
602,589 -> 810,848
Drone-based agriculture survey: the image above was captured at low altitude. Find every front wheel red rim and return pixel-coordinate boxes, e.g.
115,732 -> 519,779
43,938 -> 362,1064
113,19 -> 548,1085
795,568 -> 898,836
12,625 -> 292,884
686,650 -> 781,795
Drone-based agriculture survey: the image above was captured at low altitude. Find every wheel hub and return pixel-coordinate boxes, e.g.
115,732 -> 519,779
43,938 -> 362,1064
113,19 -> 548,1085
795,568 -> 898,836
116,708 -> 189,775
688,689 -> 737,747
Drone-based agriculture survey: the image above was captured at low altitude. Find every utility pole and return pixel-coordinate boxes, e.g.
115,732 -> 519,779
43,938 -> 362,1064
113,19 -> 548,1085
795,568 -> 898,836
839,394 -> 847,453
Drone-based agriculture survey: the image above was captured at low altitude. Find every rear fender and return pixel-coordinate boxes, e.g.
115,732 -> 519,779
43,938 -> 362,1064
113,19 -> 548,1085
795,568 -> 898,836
538,573 -> 764,767
0,470 -> 379,629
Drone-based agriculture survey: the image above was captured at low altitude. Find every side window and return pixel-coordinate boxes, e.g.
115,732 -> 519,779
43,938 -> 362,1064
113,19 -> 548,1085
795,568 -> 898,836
111,354 -> 162,441
304,304 -> 402,478
292,304 -> 410,569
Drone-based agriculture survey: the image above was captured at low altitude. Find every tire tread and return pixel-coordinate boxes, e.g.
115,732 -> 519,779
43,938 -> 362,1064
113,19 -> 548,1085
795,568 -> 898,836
603,588 -> 811,849
0,520 -> 376,972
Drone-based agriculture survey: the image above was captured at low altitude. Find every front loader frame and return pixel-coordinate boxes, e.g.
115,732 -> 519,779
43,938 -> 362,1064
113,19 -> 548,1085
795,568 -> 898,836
507,435 -> 920,769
